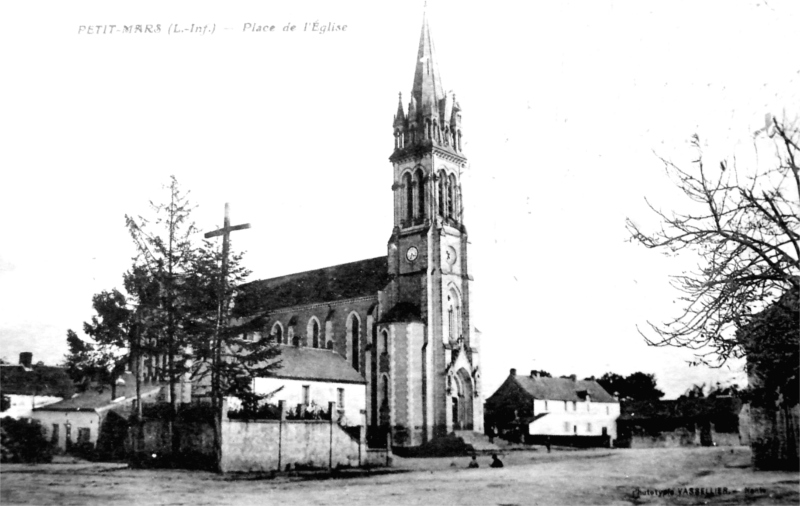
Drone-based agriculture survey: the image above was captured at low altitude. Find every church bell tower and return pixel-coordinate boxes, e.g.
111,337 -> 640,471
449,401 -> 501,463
377,9 -> 482,447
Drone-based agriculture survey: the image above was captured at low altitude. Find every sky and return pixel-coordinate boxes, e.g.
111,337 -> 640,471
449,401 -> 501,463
1,0 -> 797,399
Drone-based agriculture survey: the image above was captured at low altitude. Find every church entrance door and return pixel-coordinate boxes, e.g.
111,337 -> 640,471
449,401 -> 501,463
455,368 -> 473,431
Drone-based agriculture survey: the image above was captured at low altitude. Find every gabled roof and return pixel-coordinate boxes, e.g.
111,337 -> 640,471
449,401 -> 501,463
34,374 -> 163,412
236,257 -> 389,314
0,365 -> 74,398
512,375 -> 616,403
264,346 -> 365,385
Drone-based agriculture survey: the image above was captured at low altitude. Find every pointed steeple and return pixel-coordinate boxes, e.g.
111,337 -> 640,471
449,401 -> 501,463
394,92 -> 406,128
411,9 -> 444,120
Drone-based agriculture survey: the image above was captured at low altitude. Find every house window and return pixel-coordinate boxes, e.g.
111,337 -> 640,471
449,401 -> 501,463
564,401 -> 567,411
564,422 -> 570,433
302,385 -> 310,406
337,388 -> 345,410
78,428 -> 91,445
51,424 -> 59,444
572,401 -> 577,411
587,402 -> 590,412
573,425 -> 577,435
544,400 -> 548,411
606,406 -> 610,415
587,423 -> 592,433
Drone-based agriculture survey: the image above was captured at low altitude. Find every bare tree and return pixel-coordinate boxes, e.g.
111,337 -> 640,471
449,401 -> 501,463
626,117 -> 799,365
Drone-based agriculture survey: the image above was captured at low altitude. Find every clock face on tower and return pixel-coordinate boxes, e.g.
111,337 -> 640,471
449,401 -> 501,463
445,246 -> 457,265
406,246 -> 419,262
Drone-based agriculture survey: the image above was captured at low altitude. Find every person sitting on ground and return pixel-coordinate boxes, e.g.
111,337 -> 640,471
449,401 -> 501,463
467,455 -> 479,468
490,453 -> 504,468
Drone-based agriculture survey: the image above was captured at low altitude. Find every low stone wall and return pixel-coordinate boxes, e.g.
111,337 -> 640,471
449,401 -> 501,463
623,427 -> 742,449
220,419 -> 385,473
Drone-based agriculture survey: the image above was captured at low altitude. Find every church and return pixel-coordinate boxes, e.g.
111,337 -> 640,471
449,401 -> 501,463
237,11 -> 483,449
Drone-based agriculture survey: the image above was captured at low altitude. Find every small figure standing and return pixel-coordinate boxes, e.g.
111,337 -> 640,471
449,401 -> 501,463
487,425 -> 496,444
467,455 -> 479,468
545,436 -> 551,453
490,453 -> 504,468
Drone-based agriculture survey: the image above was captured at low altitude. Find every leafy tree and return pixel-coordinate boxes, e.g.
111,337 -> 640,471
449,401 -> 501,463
597,373 -> 625,398
0,417 -> 53,463
737,287 -> 799,409
736,287 -> 799,470
82,289 -> 133,398
183,238 -> 280,470
63,329 -> 98,388
626,117 -> 799,365
530,370 -> 552,378
681,383 -> 706,400
597,372 -> 664,401
125,176 -> 197,452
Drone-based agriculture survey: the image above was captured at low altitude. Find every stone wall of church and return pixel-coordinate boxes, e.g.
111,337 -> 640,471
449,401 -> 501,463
263,296 -> 379,374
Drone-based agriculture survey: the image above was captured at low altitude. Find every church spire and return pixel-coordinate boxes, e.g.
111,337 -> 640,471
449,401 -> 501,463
411,9 -> 444,120
391,6 -> 463,158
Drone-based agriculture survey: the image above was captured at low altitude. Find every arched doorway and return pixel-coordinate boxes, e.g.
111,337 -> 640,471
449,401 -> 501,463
451,368 -> 474,431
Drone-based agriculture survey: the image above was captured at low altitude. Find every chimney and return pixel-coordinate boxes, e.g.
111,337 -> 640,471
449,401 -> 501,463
510,368 -> 516,376
569,374 -> 576,382
530,370 -> 538,378
19,352 -> 32,368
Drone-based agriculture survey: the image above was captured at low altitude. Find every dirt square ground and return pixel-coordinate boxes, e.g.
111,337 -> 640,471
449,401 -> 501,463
1,446 -> 798,505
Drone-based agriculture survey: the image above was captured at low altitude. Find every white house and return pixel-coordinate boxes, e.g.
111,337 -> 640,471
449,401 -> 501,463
33,376 -> 162,452
0,353 -> 74,419
231,345 -> 367,426
486,369 -> 620,446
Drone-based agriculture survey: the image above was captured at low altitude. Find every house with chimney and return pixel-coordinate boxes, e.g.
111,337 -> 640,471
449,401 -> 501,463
0,352 -> 74,419
485,369 -> 620,447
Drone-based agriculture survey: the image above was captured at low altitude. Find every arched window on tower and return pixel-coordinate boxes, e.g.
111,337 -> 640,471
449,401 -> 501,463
438,170 -> 447,217
447,174 -> 457,219
415,168 -> 425,220
404,172 -> 413,225
447,287 -> 462,342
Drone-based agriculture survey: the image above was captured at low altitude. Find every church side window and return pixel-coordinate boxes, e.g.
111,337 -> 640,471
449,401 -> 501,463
302,385 -> 310,406
272,322 -> 283,344
381,330 -> 389,356
307,318 -> 320,348
350,314 -> 360,371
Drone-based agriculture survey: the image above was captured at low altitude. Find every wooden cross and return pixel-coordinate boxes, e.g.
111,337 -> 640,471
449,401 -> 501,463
205,203 -> 251,285
205,202 -> 250,331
